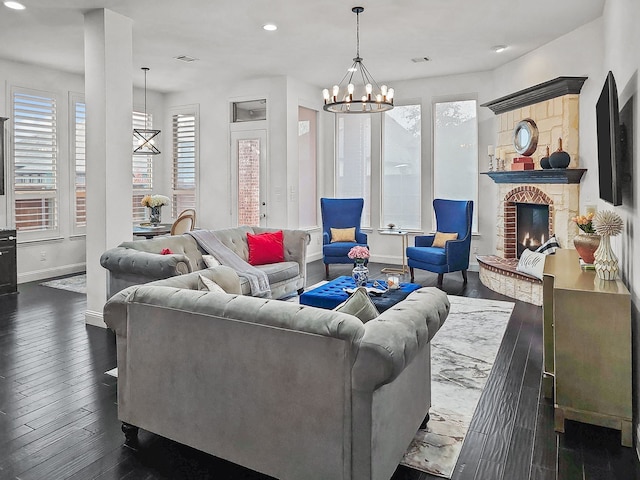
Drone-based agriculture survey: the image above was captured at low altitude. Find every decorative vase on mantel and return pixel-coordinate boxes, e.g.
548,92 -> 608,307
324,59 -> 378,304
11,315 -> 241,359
148,206 -> 162,225
352,259 -> 369,287
594,235 -> 619,280
573,233 -> 600,265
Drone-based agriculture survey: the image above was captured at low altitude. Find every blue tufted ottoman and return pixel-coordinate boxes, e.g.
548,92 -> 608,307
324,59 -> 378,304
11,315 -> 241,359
300,275 -> 422,312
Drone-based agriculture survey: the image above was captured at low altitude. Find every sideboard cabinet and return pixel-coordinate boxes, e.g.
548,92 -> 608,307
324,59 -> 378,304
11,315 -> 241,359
0,229 -> 17,296
542,248 -> 631,446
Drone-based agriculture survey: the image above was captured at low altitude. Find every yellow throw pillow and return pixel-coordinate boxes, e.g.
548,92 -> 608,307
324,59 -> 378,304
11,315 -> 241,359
432,231 -> 458,248
330,227 -> 356,243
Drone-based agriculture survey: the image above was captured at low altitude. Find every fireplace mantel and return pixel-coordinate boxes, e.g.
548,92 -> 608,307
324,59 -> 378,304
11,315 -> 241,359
481,76 -> 587,114
482,169 -> 586,184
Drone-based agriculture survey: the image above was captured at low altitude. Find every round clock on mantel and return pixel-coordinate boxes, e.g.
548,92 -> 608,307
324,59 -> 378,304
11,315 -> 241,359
513,118 -> 539,156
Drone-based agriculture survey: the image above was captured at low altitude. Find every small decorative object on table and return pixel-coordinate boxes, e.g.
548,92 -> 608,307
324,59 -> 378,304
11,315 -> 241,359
571,212 -> 600,265
540,145 -> 551,169
348,245 -> 370,287
549,138 -> 571,169
386,273 -> 400,290
141,194 -> 170,225
592,210 -> 623,280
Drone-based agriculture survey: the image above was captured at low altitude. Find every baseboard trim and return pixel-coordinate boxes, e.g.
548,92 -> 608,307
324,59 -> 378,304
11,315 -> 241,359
19,263 -> 86,284
306,252 -> 323,263
85,310 -> 107,329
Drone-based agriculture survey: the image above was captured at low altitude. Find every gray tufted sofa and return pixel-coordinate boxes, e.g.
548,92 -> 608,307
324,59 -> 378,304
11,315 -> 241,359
100,225 -> 310,299
104,267 -> 450,480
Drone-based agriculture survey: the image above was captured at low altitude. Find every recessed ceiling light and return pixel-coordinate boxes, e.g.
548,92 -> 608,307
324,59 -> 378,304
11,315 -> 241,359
263,24 -> 277,31
4,1 -> 26,10
492,45 -> 507,53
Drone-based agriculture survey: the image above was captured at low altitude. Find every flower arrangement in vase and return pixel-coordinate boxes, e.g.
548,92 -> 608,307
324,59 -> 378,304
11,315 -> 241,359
348,246 -> 370,287
571,212 -> 599,264
141,194 -> 170,224
592,210 -> 623,280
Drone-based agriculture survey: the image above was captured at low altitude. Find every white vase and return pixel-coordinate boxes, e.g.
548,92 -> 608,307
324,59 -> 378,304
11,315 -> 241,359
594,234 -> 619,280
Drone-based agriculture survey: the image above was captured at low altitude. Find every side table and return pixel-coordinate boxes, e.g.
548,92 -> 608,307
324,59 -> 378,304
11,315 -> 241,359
379,229 -> 410,274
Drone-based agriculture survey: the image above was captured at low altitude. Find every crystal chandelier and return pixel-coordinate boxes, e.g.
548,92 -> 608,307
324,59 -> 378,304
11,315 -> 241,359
133,67 -> 161,155
322,6 -> 394,114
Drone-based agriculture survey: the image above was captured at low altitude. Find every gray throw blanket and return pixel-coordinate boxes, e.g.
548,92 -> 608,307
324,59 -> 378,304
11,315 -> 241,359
187,230 -> 271,298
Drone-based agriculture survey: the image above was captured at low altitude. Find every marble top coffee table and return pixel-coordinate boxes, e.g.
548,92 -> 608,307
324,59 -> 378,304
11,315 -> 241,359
299,275 -> 422,312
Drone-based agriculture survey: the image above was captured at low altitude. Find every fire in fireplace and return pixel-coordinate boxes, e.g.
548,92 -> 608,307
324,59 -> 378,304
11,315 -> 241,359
516,203 -> 549,258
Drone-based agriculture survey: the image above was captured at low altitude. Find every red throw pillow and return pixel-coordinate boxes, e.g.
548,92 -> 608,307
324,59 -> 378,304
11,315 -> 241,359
160,248 -> 173,255
247,230 -> 284,266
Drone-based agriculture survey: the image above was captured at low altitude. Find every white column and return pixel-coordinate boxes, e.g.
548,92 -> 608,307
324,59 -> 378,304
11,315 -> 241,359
84,9 -> 133,327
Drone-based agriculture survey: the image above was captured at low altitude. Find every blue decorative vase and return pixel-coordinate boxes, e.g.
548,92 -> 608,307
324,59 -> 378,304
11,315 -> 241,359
352,260 -> 369,287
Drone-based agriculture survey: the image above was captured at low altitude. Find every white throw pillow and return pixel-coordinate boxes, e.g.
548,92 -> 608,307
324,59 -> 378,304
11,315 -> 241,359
198,274 -> 226,293
202,254 -> 221,268
535,235 -> 560,255
516,249 -> 546,280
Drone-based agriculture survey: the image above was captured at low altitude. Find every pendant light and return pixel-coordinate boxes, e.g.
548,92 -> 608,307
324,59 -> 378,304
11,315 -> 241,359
322,7 -> 394,114
133,67 -> 161,155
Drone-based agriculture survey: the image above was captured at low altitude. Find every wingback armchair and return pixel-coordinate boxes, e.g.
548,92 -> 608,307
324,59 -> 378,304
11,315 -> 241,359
406,199 -> 473,287
321,198 -> 368,279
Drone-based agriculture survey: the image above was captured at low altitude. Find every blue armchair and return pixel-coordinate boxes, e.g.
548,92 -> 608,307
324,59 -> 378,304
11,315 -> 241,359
321,197 -> 368,279
406,199 -> 474,287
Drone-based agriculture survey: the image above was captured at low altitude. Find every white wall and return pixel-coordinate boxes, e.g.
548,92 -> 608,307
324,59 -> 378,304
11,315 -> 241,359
0,58 -> 86,282
601,0 -> 640,452
165,75 -> 325,260
0,57 -> 164,283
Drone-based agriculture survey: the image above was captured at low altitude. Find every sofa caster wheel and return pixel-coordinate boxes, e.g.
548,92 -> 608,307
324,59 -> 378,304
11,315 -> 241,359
420,413 -> 430,430
122,422 -> 139,450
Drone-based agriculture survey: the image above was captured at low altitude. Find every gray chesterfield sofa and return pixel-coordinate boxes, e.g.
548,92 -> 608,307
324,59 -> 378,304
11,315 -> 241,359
104,267 -> 450,480
100,225 -> 310,299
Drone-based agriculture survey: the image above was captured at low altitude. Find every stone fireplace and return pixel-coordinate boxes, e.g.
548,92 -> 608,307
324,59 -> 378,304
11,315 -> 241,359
479,179 -> 581,305
477,77 -> 587,306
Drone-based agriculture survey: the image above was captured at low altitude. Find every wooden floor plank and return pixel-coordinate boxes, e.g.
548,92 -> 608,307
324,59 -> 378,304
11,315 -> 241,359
0,262 -> 638,480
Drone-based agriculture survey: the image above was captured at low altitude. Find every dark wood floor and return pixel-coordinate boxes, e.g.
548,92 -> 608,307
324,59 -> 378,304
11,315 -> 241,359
0,261 -> 638,480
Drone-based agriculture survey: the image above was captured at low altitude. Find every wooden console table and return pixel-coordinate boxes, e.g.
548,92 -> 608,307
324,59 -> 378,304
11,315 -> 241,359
542,249 -> 631,446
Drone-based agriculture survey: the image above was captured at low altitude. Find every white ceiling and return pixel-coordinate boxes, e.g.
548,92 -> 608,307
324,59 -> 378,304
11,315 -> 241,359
0,0 -> 605,93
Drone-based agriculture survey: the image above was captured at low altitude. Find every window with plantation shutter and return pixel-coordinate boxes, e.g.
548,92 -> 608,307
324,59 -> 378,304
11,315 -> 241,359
132,110 -> 153,222
12,89 -> 58,236
72,97 -> 86,232
171,110 -> 198,218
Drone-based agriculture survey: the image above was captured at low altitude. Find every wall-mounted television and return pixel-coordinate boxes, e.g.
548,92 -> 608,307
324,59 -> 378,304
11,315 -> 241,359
595,71 -> 622,206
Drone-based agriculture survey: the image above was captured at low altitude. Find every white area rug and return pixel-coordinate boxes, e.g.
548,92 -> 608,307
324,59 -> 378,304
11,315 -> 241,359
40,273 -> 87,294
401,295 -> 514,478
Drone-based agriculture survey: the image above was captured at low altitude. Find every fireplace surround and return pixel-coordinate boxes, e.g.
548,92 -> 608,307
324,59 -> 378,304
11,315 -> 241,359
478,182 -> 581,305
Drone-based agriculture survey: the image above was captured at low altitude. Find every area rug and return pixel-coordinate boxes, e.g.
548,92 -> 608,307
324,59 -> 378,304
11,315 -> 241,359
40,273 -> 87,294
400,295 -> 514,478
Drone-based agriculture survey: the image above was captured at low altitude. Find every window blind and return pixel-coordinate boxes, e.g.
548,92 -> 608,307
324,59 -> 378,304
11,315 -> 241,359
171,113 -> 197,218
73,100 -> 86,229
13,91 -> 58,233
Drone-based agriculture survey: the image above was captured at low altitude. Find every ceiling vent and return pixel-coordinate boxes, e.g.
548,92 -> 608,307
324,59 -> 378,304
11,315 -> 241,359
174,55 -> 198,63
411,57 -> 430,63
